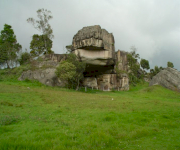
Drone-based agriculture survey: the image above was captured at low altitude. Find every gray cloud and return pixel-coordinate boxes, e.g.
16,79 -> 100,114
0,0 -> 180,69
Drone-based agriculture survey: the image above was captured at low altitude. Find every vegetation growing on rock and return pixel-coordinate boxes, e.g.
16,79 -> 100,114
56,53 -> 86,90
167,61 -> 174,68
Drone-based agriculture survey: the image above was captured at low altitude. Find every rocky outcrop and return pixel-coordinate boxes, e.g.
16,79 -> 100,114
72,25 -> 115,66
18,68 -> 65,87
115,50 -> 129,72
149,67 -> 180,92
19,25 -> 129,91
18,58 -> 66,87
83,74 -> 129,91
72,25 -> 129,91
42,54 -> 67,62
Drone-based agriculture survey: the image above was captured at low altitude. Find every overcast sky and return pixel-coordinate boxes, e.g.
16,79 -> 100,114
0,0 -> 180,70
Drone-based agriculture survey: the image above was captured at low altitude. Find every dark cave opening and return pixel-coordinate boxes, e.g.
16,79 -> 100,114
83,64 -> 115,77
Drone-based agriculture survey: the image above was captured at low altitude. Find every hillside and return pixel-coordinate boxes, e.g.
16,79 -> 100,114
0,69 -> 180,149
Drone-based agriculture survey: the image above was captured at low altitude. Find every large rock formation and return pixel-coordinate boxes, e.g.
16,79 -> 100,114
19,25 -> 129,91
72,25 -> 129,91
149,67 -> 180,92
72,25 -> 115,66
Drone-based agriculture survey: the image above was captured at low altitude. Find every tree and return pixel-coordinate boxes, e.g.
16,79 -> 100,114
27,8 -> 54,56
30,34 -> 53,56
27,8 -> 54,39
0,24 -> 22,68
149,66 -> 164,79
140,59 -> 150,70
66,45 -> 72,54
19,50 -> 31,65
127,46 -> 141,83
0,44 -> 8,68
167,61 -> 174,68
56,53 -> 86,90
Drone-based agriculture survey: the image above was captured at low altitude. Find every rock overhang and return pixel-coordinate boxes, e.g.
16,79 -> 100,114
72,25 -> 115,66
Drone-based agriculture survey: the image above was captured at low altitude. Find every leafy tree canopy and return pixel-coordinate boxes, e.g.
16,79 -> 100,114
149,66 -> 164,79
19,50 -> 31,65
0,24 -> 22,68
140,59 -> 150,70
27,9 -> 54,56
27,8 -> 54,39
56,53 -> 86,90
167,61 -> 174,68
127,46 -> 141,84
30,34 -> 53,56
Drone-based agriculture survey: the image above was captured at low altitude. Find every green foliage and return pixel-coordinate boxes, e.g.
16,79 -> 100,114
127,46 -> 142,84
149,65 -> 164,79
65,45 -> 72,53
56,61 -> 76,88
140,58 -> 150,70
0,44 -> 8,67
27,8 -> 54,39
0,80 -> 180,149
167,61 -> 174,68
0,64 -> 31,82
19,51 -> 31,65
27,8 -> 54,57
30,34 -> 53,56
56,53 -> 86,90
0,24 -> 22,68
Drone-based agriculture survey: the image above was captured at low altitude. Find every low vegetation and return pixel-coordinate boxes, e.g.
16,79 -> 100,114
0,69 -> 180,150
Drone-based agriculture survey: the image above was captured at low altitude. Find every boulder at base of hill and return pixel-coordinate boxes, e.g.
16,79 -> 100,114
149,67 -> 180,92
18,68 -> 65,87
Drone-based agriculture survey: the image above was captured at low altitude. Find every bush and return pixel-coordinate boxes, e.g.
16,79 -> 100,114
19,52 -> 31,65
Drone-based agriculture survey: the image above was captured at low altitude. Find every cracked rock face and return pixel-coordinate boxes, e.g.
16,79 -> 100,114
149,67 -> 180,92
72,25 -> 115,66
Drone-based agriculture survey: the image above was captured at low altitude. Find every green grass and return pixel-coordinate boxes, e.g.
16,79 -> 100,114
0,69 -> 180,149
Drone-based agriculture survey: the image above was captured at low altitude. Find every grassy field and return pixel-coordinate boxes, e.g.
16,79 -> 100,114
0,74 -> 180,149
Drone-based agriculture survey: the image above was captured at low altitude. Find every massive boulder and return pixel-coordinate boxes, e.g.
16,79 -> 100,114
18,68 -> 64,87
72,25 -> 129,91
72,25 -> 115,66
149,67 -> 180,92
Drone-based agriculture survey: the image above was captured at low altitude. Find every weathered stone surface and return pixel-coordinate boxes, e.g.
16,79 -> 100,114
18,55 -> 66,86
42,54 -> 67,62
115,50 -> 129,72
83,77 -> 98,89
83,74 -> 129,91
18,68 -> 65,87
149,67 -> 180,92
72,25 -> 115,66
35,60 -> 59,68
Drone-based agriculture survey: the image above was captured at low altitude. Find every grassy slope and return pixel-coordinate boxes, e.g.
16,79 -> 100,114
0,70 -> 180,149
